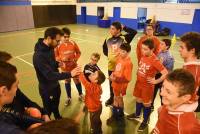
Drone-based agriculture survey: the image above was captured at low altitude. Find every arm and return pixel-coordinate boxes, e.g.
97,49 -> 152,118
102,39 -> 108,57
79,73 -> 91,89
123,26 -> 137,44
153,37 -> 161,56
35,55 -> 72,81
74,42 -> 81,60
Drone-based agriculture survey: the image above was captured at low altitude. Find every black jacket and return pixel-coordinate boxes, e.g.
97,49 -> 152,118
2,89 -> 47,115
102,26 -> 137,56
33,38 -> 72,95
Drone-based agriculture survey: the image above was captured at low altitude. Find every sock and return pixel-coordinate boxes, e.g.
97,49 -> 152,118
112,106 -> 118,119
135,102 -> 143,116
143,106 -> 151,124
118,107 -> 124,118
65,83 -> 71,98
75,83 -> 82,95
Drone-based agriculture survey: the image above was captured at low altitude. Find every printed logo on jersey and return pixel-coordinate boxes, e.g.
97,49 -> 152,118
138,61 -> 150,76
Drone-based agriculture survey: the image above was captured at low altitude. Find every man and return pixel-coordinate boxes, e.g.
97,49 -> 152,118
103,21 -> 137,106
33,27 -> 81,119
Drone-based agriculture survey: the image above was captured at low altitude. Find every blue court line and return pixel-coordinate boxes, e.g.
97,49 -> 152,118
0,1 -> 31,6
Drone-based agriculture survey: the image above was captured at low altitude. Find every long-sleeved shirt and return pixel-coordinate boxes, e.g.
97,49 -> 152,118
33,38 -> 72,95
157,50 -> 174,71
103,26 -> 137,71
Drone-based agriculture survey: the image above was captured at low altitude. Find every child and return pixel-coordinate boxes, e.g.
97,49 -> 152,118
136,24 -> 160,63
84,53 -> 101,82
127,39 -> 168,131
152,39 -> 174,109
79,70 -> 106,134
55,27 -> 83,106
106,43 -> 133,125
179,32 -> 200,111
153,69 -> 200,134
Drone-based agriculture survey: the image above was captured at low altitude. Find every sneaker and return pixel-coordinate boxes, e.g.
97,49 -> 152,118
138,122 -> 147,132
79,94 -> 85,102
106,116 -> 116,126
126,113 -> 140,120
105,97 -> 114,106
65,98 -> 71,106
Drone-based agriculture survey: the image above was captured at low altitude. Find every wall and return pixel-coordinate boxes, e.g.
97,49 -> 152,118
76,3 -> 200,36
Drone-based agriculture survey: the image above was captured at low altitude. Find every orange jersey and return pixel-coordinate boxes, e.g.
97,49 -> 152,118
136,35 -> 160,63
79,73 -> 102,112
183,61 -> 200,101
154,104 -> 200,134
112,56 -> 133,96
54,40 -> 81,72
133,54 -> 166,103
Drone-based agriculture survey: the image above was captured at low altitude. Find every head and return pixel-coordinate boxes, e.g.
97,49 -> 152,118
109,21 -> 122,37
160,69 -> 195,109
0,51 -> 12,63
119,43 -> 131,58
145,24 -> 154,36
88,70 -> 105,84
62,27 -> 71,43
44,27 -> 63,48
90,53 -> 100,65
179,32 -> 200,60
160,39 -> 171,52
28,118 -> 79,134
0,61 -> 18,107
141,39 -> 154,56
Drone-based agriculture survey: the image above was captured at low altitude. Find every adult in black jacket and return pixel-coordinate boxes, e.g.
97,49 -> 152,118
33,27 -> 81,119
102,22 -> 137,106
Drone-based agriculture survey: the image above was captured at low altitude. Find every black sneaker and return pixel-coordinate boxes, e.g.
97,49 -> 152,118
106,116 -> 116,126
105,97 -> 114,106
126,113 -> 140,120
138,122 -> 147,132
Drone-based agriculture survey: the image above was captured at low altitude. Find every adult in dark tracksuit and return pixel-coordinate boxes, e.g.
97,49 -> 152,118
33,27 -> 81,119
103,22 -> 137,106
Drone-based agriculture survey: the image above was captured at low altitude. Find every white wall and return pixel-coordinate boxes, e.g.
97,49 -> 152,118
31,0 -> 76,5
76,2 -> 200,24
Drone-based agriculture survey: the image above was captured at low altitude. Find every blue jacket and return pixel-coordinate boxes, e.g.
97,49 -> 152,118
33,38 -> 71,95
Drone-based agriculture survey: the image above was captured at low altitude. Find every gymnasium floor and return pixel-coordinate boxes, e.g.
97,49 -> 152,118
0,24 -> 184,134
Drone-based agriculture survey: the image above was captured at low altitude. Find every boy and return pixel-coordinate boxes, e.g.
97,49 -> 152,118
55,27 -> 83,106
79,70 -> 106,134
84,53 -> 101,82
127,39 -> 168,131
154,69 -> 200,134
106,43 -> 133,125
179,32 -> 200,111
152,39 -> 174,108
103,21 -> 137,106
136,24 -> 160,63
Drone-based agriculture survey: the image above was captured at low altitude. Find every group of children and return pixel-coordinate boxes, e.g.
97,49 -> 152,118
53,22 -> 200,133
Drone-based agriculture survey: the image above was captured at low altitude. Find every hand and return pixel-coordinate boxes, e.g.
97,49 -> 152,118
71,65 -> 81,77
109,74 -> 116,81
58,62 -> 64,68
42,115 -> 51,122
147,77 -> 157,84
121,24 -> 125,30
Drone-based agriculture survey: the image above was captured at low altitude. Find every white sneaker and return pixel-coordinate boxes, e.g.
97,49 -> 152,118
78,94 -> 85,102
65,98 -> 71,106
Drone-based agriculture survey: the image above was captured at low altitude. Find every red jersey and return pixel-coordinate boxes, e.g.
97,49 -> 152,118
154,103 -> 200,134
183,61 -> 200,101
54,40 -> 81,72
112,56 -> 133,96
136,35 -> 160,63
79,73 -> 102,112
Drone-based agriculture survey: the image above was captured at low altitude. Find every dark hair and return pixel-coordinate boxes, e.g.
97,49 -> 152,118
111,21 -> 122,31
62,27 -> 71,35
44,27 -> 63,39
0,61 -> 17,90
166,68 -> 195,97
97,70 -> 106,85
120,43 -> 131,53
180,32 -> 200,58
162,39 -> 171,50
91,53 -> 101,60
146,24 -> 154,31
0,51 -> 12,62
142,38 -> 155,50
28,118 -> 79,134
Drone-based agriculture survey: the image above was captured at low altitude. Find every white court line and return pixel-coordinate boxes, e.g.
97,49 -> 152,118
16,57 -> 33,67
14,52 -> 34,58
